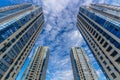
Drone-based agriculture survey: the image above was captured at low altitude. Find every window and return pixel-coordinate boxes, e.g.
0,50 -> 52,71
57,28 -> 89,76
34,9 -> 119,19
0,47 -> 6,53
13,22 -> 19,29
3,55 -> 13,64
7,50 -> 17,59
111,73 -> 116,79
92,31 -> 96,35
97,52 -> 100,55
113,41 -> 120,49
0,35 -> 4,43
11,38 -> 15,43
95,33 -> 98,38
16,41 -> 23,50
100,56 -> 103,60
103,42 -> 108,48
105,34 -> 110,39
106,46 -> 112,52
106,66 -> 111,71
116,30 -> 120,38
103,61 -> 107,65
0,61 -> 8,72
115,57 -> 120,64
13,44 -> 20,54
95,16 -> 106,26
97,36 -> 101,41
100,38 -> 104,44
11,25 -> 17,33
7,42 -> 11,47
90,28 -> 93,33
110,51 -> 118,57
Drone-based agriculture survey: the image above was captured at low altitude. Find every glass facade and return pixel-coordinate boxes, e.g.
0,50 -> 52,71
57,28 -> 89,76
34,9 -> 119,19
0,3 -> 44,80
77,4 -> 120,80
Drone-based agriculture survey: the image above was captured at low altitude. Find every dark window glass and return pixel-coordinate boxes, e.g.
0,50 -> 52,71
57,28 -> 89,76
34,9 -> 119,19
13,44 -> 20,54
95,33 -> 98,38
106,46 -> 112,52
3,55 -> 13,64
111,73 -> 116,79
116,30 -> 120,38
0,47 -> 6,53
20,38 -> 25,46
97,36 -> 101,41
113,41 -> 120,49
16,41 -> 23,50
100,38 -> 104,44
0,61 -> 8,72
103,42 -> 108,48
100,56 -> 103,60
103,61 -> 107,65
110,51 -> 118,57
7,50 -> 16,59
11,38 -> 15,43
115,57 -> 120,64
107,66 -> 111,71
97,52 -> 100,55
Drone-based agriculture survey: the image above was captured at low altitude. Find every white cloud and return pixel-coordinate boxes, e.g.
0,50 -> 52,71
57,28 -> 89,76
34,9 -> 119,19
51,70 -> 73,80
42,0 -> 70,14
83,0 -> 93,5
45,24 -> 52,32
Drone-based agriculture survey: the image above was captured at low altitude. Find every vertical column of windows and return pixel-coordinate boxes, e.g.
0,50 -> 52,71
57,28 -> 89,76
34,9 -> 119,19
0,61 -> 8,72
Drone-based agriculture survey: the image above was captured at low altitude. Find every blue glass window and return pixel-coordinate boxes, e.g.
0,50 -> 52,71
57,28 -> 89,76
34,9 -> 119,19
94,15 -> 106,26
113,41 -> 120,49
11,38 -> 15,43
7,50 -> 16,59
3,55 -> 13,64
20,38 -> 25,46
0,61 -> 8,72
16,41 -> 23,50
13,44 -> 20,54
0,36 -> 4,43
11,25 -> 18,33
14,22 -> 20,29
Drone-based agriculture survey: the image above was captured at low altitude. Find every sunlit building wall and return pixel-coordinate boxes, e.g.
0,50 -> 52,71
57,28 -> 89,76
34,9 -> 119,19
0,3 -> 44,80
23,46 -> 49,80
70,47 -> 99,80
77,4 -> 120,80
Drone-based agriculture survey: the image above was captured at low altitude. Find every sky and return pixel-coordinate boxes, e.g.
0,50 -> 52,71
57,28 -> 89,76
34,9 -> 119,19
1,0 -> 120,80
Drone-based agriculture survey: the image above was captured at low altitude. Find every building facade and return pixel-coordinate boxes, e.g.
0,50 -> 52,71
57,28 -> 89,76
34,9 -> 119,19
0,4 -> 44,80
70,47 -> 99,80
24,46 -> 49,80
77,4 -> 120,80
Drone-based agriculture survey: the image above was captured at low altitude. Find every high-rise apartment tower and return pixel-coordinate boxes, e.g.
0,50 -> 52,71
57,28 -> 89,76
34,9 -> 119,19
0,3 -> 44,80
77,4 -> 120,79
70,47 -> 99,80
23,46 -> 49,80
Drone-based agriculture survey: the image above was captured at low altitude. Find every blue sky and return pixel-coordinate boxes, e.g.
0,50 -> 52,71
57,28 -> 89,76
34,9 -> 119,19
1,0 -> 120,80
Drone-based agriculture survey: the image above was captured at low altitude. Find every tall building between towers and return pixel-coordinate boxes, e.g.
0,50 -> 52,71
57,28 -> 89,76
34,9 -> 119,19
77,4 -> 120,80
23,46 -> 49,80
0,3 -> 44,80
70,47 -> 99,80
